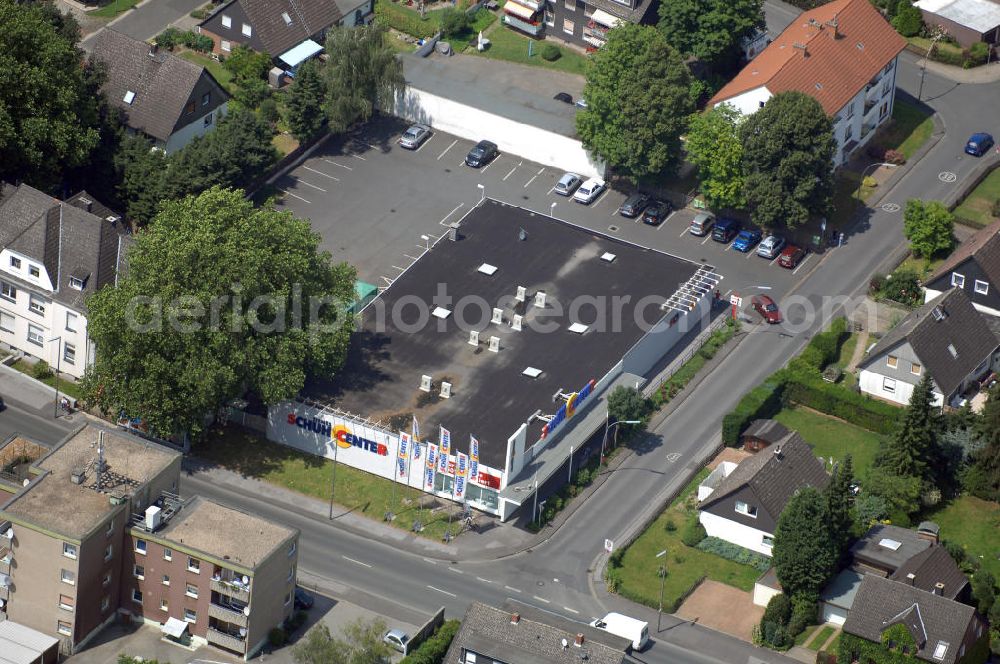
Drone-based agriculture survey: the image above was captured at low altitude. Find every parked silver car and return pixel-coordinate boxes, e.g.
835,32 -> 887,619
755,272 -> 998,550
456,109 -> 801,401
554,172 -> 583,196
399,124 -> 432,149
757,235 -> 786,259
384,629 -> 411,653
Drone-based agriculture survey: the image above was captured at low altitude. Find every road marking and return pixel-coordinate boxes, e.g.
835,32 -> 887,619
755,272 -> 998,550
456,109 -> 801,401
678,227 -> 690,238
563,606 -> 580,614
793,254 -> 812,275
746,249 -> 754,260
440,203 -> 465,226
438,139 -> 458,160
591,188 -> 610,208
415,134 -> 433,153
524,168 -> 544,188
422,558 -> 438,565
769,254 -> 781,266
546,186 -> 556,195
448,567 -> 464,575
353,154 -> 367,160
342,556 -> 372,568
476,577 -> 493,583
322,159 -> 353,171
701,234 -> 712,245
303,165 -> 340,181
366,142 -> 379,149
881,202 -> 901,213
391,265 -> 405,271
404,254 -> 420,261
279,189 -> 310,204
658,210 -> 676,232
481,155 -> 499,172
723,289 -> 732,298
503,166 -> 518,181
427,585 -> 457,598
666,452 -> 681,463
938,171 -> 957,183
533,596 -> 551,604
294,178 -> 327,192
504,585 -> 522,593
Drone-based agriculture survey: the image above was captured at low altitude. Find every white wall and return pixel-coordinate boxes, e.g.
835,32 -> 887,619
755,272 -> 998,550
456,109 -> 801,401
714,87 -> 772,116
163,102 -> 229,154
753,582 -> 782,608
858,368 -> 944,407
821,603 -> 848,626
394,87 -> 604,178
699,510 -> 774,557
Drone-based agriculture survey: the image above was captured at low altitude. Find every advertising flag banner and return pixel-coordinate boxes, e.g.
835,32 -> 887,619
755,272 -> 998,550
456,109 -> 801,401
439,426 -> 451,456
397,432 -> 410,478
438,450 -> 449,475
425,443 -> 438,491
454,452 -> 469,499
469,436 -> 480,485
412,440 -> 422,461
412,415 -> 420,441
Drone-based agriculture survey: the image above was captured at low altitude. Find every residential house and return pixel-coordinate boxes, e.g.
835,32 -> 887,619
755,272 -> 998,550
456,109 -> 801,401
697,432 -> 829,557
914,0 -> 1000,48
510,0 -> 655,51
841,575 -> 988,664
708,0 -> 907,167
740,419 -> 790,453
849,524 -> 933,577
924,218 -> 1000,318
857,288 -> 1000,408
444,599 -> 630,664
0,184 -> 129,380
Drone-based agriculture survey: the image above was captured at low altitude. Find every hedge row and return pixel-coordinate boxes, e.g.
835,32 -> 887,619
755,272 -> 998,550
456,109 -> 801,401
722,380 -> 784,445
695,536 -> 771,572
400,620 -> 461,664
375,2 -> 441,40
784,377 -> 899,435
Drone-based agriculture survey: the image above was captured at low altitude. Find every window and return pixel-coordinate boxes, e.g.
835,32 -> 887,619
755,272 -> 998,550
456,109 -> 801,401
762,535 -> 775,547
28,295 -> 45,315
562,18 -> 574,34
0,311 -> 12,333
59,594 -> 74,611
27,324 -> 43,346
105,543 -> 113,561
883,377 -> 896,393
64,343 -> 76,365
1,281 -> 16,302
544,10 -> 554,25
185,583 -> 198,598
563,0 -> 574,9
69,277 -> 84,291
63,542 -> 77,559
28,265 -> 39,278
288,565 -> 295,582
184,608 -> 197,623
846,103 -> 854,119
221,40 -> 232,52
202,92 -> 211,106
162,574 -> 170,586
134,564 -> 145,580
132,588 -> 142,604
123,90 -> 136,105
844,123 -> 853,141
948,343 -> 958,358
101,595 -> 110,612
886,355 -> 898,369
204,112 -> 214,127
242,23 -> 252,36
952,272 -> 966,287
284,591 -> 292,606
61,569 -> 76,585
932,641 -> 949,660
911,362 -> 922,376
735,501 -> 758,517
221,14 -> 231,28
288,541 -> 296,557
584,3 -> 594,15
975,279 -> 989,295
163,548 -> 173,561
102,572 -> 112,587
160,598 -> 169,611
187,557 -> 200,573
135,539 -> 147,555
282,11 -> 292,24
185,101 -> 195,114
66,311 -> 77,332
57,621 -> 72,636
9,257 -> 20,269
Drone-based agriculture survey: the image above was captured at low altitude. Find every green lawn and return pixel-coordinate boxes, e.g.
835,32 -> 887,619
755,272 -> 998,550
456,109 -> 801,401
10,360 -> 84,400
898,253 -> 946,278
830,170 -> 877,229
953,166 -> 1000,228
611,469 -> 763,612
807,625 -> 836,651
471,28 -> 589,76
832,333 -> 860,387
272,132 -> 299,157
922,495 -> 1000,579
88,0 -> 140,18
773,406 -> 883,476
192,427 -> 467,541
795,625 -> 819,647
178,50 -> 235,94
877,99 -> 934,160
909,36 -> 966,66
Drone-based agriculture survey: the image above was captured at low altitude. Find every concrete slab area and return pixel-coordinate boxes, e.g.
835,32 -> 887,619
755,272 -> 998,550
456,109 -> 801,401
675,579 -> 765,642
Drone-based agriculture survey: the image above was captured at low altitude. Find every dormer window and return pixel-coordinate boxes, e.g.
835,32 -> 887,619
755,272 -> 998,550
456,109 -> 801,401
28,265 -> 40,278
123,90 -> 136,105
221,14 -> 232,28
951,272 -> 965,288
69,277 -> 85,291
9,257 -> 20,269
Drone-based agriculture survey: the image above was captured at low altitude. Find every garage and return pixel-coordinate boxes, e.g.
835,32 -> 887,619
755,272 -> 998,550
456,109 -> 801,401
819,569 -> 864,626
821,602 -> 849,626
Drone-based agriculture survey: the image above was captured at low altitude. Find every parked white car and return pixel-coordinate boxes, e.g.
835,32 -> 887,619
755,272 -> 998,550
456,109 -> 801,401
573,177 -> 606,204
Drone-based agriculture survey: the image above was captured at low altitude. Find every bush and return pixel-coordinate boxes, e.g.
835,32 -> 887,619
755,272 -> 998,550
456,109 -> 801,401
190,8 -> 208,18
722,380 -> 785,445
181,31 -> 215,52
787,594 -> 818,637
681,516 -> 707,547
891,0 -> 923,37
439,8 -> 470,39
268,627 -> 287,647
862,175 -> 877,189
968,41 -> 990,66
155,27 -> 183,49
541,44 -> 561,61
884,148 -> 906,165
783,376 -> 899,434
400,620 -> 460,664
30,360 -> 53,380
664,518 -> 677,532
695,537 -> 772,571
877,267 -> 922,306
763,593 -> 793,627
991,198 -> 1000,218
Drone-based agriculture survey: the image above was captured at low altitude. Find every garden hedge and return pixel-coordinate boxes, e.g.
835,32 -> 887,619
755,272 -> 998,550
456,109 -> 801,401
400,620 -> 461,664
783,377 -> 899,435
376,2 -> 440,40
722,380 -> 785,445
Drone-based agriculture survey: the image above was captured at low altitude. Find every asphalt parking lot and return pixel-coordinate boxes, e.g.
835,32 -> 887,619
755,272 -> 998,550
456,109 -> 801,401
275,117 -> 814,310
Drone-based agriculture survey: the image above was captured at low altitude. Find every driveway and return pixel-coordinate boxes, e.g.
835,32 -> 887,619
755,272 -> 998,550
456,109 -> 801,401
675,579 -> 765,642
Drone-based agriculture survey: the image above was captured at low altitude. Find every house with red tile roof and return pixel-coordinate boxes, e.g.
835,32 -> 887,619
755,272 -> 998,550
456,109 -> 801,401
708,0 -> 907,167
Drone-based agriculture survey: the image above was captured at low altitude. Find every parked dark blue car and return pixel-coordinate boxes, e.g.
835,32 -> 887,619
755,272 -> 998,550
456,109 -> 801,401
732,229 -> 763,253
965,132 -> 994,157
712,218 -> 741,243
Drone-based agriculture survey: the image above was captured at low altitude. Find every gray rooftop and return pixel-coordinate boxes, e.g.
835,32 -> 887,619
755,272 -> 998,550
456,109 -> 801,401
742,419 -> 790,444
915,0 -> 1000,33
821,568 -> 865,610
889,545 -> 968,600
850,524 -> 931,572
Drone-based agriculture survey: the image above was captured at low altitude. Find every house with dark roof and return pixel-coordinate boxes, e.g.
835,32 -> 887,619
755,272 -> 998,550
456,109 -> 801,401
697,432 -> 829,556
0,185 -> 129,380
840,575 -> 988,664
857,288 -> 1000,408
740,418 -> 790,452
849,524 -> 933,577
924,218 -> 1000,319
708,0 -> 906,167
91,29 -> 230,154
444,599 -> 629,664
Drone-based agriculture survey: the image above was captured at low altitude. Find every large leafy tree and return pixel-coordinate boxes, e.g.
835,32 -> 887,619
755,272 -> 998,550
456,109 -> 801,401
685,105 -> 746,209
657,0 -> 764,72
224,45 -> 273,109
323,24 -> 404,132
966,384 -> 1000,501
115,134 -> 168,226
773,487 -> 838,598
577,24 -> 694,181
0,0 -> 102,188
286,59 -> 328,142
292,619 -> 393,664
740,92 -> 835,229
82,187 -> 357,437
903,199 -> 954,258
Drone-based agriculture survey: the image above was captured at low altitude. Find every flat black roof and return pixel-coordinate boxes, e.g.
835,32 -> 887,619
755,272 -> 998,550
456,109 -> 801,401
308,200 -> 700,469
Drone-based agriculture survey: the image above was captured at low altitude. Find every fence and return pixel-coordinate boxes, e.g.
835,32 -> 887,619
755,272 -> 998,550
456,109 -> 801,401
643,314 -> 730,399
406,607 -> 446,655
224,407 -> 267,433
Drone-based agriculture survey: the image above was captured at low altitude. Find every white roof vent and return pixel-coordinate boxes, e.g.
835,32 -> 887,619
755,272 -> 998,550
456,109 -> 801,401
947,343 -> 958,358
568,323 -> 589,334
478,263 -> 498,276
123,90 -> 136,104
281,11 -> 292,24
523,367 -> 543,378
878,538 -> 902,551
432,307 -> 451,319
601,252 -> 617,262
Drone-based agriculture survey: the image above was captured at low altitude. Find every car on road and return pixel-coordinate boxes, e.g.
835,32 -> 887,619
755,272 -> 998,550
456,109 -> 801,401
590,613 -> 649,652
712,217 -> 740,243
294,587 -> 314,610
554,172 -> 583,196
553,92 -> 573,104
732,229 -> 763,253
383,629 -> 411,653
618,193 -> 650,218
965,132 -> 994,157
688,212 -> 715,236
751,294 -> 782,324
465,140 -> 498,167
757,235 -> 785,259
778,244 -> 806,269
641,200 -> 673,226
398,124 -> 431,150
573,177 -> 606,204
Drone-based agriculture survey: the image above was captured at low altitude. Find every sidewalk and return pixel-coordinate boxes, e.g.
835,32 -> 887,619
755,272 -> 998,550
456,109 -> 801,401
903,49 -> 1000,84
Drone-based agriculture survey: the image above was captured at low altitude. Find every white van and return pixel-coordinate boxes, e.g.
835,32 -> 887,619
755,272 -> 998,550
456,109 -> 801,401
589,612 -> 650,652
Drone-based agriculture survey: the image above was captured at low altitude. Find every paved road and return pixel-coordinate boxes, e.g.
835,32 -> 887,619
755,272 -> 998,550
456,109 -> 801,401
80,0 -> 206,50
0,365 -> 80,445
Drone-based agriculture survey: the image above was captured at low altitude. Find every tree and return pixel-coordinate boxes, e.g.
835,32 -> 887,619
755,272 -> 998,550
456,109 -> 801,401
322,24 -> 404,132
576,24 -> 694,182
966,384 -> 1000,501
773,487 -> 838,598
873,374 -> 940,487
292,619 -> 392,664
0,0 -> 102,187
439,7 -> 471,39
903,199 -> 954,258
224,45 -> 273,109
286,59 -> 327,142
657,0 -> 764,72
81,187 -> 357,437
740,92 -> 835,229
114,133 -> 168,226
606,385 -> 651,425
971,570 -> 996,615
685,105 -> 746,209
892,0 -> 924,37
825,454 -> 855,555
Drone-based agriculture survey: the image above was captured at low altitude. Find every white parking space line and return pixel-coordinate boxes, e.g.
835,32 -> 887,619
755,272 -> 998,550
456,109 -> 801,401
303,165 -> 340,181
524,167 -> 545,188
701,235 -> 713,245
322,159 -> 353,171
658,210 -> 676,231
770,255 -> 781,266
391,265 -> 405,271
481,155 -> 500,172
533,596 -> 551,604
724,242 -> 734,251
793,254 -> 812,274
476,577 -> 492,583
427,586 -> 457,598
422,558 -> 438,565
440,203 -> 465,226
352,154 -> 366,160
546,186 -> 556,195
415,134 -> 433,152
679,226 -> 689,238
293,178 -> 327,192
591,188 -> 610,208
503,166 -> 518,181
746,250 -> 755,260
504,585 -> 522,593
448,567 -> 464,575
404,254 -> 420,261
279,189 -> 310,204
438,139 -> 458,160
342,556 -> 372,568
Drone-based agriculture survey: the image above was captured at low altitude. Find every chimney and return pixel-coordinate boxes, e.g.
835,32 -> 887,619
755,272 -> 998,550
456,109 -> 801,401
934,582 -> 945,596
575,634 -> 585,647
149,43 -> 158,58
825,15 -> 839,39
773,445 -> 783,459
792,42 -> 808,57
906,573 -> 916,586
511,613 -> 520,624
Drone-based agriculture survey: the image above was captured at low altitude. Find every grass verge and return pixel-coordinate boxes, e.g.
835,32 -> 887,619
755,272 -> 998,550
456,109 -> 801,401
10,360 -> 84,400
829,170 -> 877,230
807,625 -> 836,651
795,625 -> 819,647
88,0 -> 140,18
923,495 -> 1000,579
470,28 -> 589,76
178,50 -> 235,94
193,427 -> 470,541
651,320 -> 739,407
273,133 -> 300,156
953,166 -> 1000,228
877,99 -> 934,161
376,1 -> 440,40
773,406 -> 883,477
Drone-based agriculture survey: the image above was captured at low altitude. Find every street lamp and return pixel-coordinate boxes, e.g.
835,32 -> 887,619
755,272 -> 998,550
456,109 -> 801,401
656,549 -> 667,632
601,416 -> 641,463
918,29 -> 946,102
477,183 -> 485,202
730,286 -> 771,322
550,201 -> 557,217
47,336 -> 62,418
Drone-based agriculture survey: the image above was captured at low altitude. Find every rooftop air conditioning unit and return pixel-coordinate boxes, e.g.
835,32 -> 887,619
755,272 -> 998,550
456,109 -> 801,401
145,505 -> 162,531
70,469 -> 85,485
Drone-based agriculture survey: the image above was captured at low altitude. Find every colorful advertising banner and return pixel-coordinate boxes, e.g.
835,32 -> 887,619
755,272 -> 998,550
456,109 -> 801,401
425,443 -> 438,491
412,415 -> 420,441
397,432 -> 410,478
439,426 -> 451,456
541,378 -> 596,439
469,435 -> 480,486
454,452 -> 469,500
438,450 -> 450,475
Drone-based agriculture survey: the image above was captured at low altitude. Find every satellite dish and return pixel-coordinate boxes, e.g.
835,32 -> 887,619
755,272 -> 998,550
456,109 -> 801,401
0,598 -> 5,608
243,606 -> 251,616
239,628 -> 247,637
241,575 -> 249,585
4,527 -> 12,539
561,638 -> 568,648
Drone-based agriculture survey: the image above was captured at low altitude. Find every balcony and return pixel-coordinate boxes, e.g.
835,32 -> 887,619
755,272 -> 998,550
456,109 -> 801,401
209,601 -> 249,627
503,14 -> 543,36
512,0 -> 543,10
207,627 -> 247,654
211,577 -> 250,603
